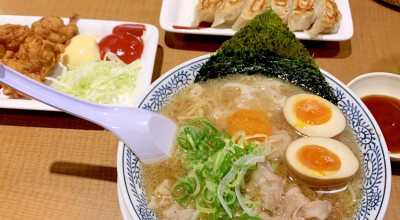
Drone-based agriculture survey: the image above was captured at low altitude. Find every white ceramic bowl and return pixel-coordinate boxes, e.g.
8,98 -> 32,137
348,72 -> 400,161
117,55 -> 391,220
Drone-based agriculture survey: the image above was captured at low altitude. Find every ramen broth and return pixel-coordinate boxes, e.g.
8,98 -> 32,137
142,75 -> 363,219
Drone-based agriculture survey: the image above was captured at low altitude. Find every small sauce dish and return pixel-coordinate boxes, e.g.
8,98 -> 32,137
348,72 -> 400,161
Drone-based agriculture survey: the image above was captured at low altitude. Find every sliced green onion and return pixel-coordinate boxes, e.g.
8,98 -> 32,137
217,150 -> 265,217
172,118 -> 267,219
196,199 -> 217,214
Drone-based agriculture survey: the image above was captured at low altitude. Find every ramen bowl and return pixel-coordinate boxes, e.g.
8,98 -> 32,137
117,54 -> 391,220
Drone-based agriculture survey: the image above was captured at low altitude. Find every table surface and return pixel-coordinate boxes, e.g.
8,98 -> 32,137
0,0 -> 399,219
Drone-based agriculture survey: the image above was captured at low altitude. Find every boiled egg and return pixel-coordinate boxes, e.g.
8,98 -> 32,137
283,93 -> 346,137
226,109 -> 272,142
61,35 -> 101,67
285,136 -> 359,187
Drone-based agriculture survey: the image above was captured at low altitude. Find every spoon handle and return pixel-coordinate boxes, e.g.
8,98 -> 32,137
0,63 -> 177,162
0,63 -> 119,128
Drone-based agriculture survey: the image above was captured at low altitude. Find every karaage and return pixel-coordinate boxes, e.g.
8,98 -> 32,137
0,24 -> 32,53
32,14 -> 79,44
0,14 -> 79,98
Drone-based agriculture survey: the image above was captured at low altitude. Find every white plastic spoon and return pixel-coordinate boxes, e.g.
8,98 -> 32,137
0,63 -> 177,163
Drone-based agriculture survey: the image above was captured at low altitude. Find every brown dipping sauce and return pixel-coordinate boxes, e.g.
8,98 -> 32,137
361,94 -> 400,153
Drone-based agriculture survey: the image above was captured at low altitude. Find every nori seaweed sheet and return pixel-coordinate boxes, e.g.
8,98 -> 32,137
193,8 -> 338,104
216,8 -> 314,65
195,50 -> 338,104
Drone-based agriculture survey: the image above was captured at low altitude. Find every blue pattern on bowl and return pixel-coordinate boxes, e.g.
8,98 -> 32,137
119,55 -> 391,220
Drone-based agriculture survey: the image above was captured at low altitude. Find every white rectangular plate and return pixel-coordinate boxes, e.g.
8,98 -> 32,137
0,15 -> 159,111
160,0 -> 353,41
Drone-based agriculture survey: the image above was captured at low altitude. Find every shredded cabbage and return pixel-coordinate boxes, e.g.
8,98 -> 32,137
46,52 -> 141,104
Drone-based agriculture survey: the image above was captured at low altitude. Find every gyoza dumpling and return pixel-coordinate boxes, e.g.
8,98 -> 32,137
212,0 -> 249,27
270,0 -> 293,24
287,0 -> 318,31
306,0 -> 341,36
193,0 -> 224,26
232,0 -> 271,31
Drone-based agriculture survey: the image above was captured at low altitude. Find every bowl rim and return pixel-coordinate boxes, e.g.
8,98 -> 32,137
347,72 -> 400,89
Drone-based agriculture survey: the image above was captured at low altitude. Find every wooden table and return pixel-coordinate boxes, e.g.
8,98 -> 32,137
0,0 -> 399,219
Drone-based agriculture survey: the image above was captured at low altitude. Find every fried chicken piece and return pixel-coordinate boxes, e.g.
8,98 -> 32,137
1,36 -> 64,98
0,24 -> 32,57
0,54 -> 42,98
32,13 -> 79,44
0,44 -> 5,58
0,55 -> 42,98
16,35 -> 64,79
0,14 -> 79,99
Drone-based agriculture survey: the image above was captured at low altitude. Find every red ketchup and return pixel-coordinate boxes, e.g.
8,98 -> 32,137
98,24 -> 146,64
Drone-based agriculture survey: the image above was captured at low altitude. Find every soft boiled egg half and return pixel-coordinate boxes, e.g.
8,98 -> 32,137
283,93 -> 346,137
285,137 -> 359,187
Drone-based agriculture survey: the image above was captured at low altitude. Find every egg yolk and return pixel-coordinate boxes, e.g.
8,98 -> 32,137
297,145 -> 341,175
227,109 -> 272,142
294,98 -> 332,125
